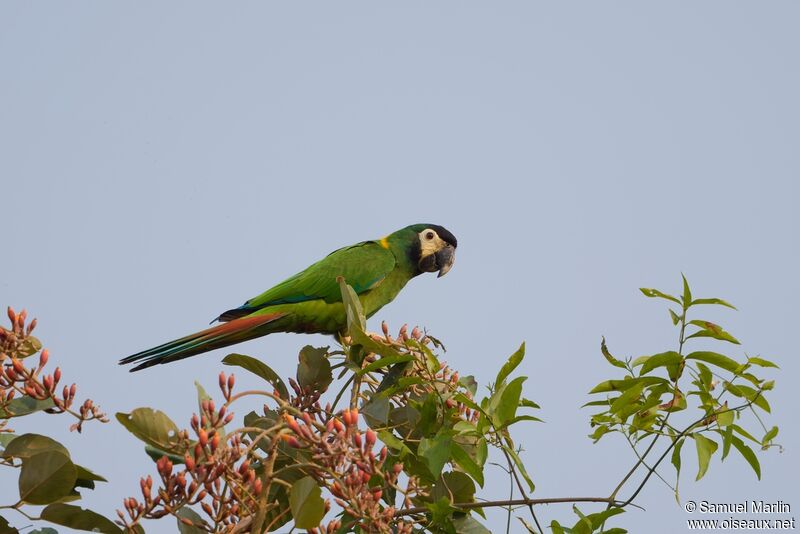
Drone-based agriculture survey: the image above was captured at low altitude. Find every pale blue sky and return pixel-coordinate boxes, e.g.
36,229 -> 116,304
2,3 -> 798,533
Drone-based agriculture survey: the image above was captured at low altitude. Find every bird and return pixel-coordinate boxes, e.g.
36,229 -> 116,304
120,224 -> 457,371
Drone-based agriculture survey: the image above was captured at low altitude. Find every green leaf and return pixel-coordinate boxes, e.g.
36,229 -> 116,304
41,503 -> 122,533
669,309 -> 682,325
503,444 -> 534,492
748,357 -> 779,369
638,351 -> 682,376
361,395 -> 390,427
589,376 -> 668,394
0,396 -> 56,418
730,436 -> 761,479
550,520 -> 566,534
691,298 -> 737,310
176,506 -> 209,533
731,424 -> 760,445
432,471 -> 476,505
297,345 -> 333,392
338,277 -> 366,332
74,464 -> 107,489
504,415 -> 544,426
0,514 -> 19,534
496,342 -> 525,386
639,288 -> 680,304
696,362 -> 713,389
2,434 -> 69,459
0,433 -> 14,453
716,406 -> 734,427
693,434 -> 718,481
419,432 -> 453,478
724,383 -> 770,413
721,425 -> 734,460
451,444 -> 484,487
358,354 -> 414,375
685,352 -> 740,373
600,337 -> 627,369
686,320 -> 740,344
145,445 -> 185,464
116,408 -> 183,454
194,380 -> 211,411
762,426 -> 779,446
289,476 -> 325,529
222,353 -> 289,399
520,398 -> 540,409
452,515 -> 491,534
494,376 -> 526,427
682,274 -> 692,307
609,381 -> 646,414
459,375 -> 478,397
426,497 -> 456,526
671,438 -> 686,484
19,451 -> 77,505
16,336 -> 42,358
573,506 -> 624,533
377,430 -> 411,455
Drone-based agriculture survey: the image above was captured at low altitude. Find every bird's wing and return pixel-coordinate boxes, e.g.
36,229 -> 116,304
216,241 -> 396,321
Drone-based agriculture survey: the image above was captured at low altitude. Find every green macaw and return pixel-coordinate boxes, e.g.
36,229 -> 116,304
120,224 -> 457,371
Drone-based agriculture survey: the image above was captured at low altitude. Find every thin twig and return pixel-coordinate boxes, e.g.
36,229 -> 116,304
395,496 -> 642,517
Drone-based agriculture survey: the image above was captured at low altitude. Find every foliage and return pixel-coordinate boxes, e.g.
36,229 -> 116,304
0,276 -> 782,533
0,308 -> 112,533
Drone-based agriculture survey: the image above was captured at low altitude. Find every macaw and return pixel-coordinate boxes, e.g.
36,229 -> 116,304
120,224 -> 457,371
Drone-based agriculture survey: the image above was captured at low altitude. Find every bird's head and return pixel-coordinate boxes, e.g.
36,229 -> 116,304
390,224 -> 457,278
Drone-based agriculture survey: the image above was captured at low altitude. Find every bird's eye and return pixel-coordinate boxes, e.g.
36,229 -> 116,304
425,231 -> 435,240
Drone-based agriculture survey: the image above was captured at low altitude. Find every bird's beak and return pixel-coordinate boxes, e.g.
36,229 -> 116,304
436,245 -> 456,278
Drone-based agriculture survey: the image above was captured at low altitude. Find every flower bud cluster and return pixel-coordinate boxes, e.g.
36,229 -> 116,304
0,308 -> 107,433
118,373 -> 265,531
282,406 -> 417,533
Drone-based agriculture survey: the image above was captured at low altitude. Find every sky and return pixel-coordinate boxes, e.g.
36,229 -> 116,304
1,2 -> 798,533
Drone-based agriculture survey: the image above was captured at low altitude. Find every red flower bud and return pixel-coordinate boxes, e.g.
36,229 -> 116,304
227,374 -> 235,391
185,454 -> 195,471
39,349 -> 49,367
53,367 -> 61,384
353,432 -> 362,448
219,371 -> 226,390
365,429 -> 377,448
198,429 -> 209,447
284,414 -> 301,434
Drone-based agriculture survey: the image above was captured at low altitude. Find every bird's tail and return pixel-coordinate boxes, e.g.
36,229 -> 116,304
119,312 -> 287,372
